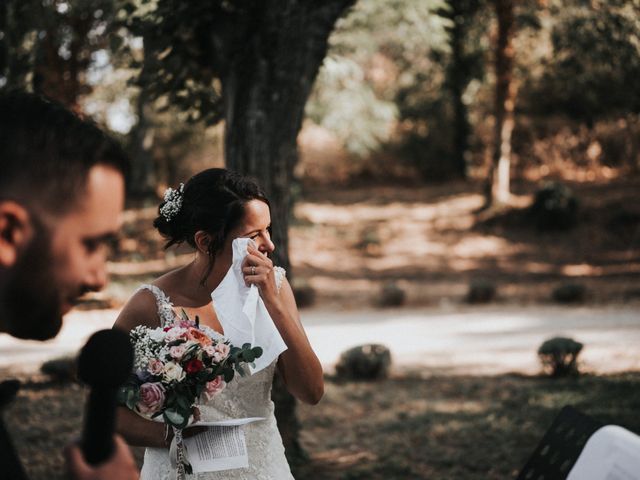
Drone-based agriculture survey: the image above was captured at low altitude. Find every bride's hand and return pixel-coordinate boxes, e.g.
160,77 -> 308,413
242,246 -> 280,305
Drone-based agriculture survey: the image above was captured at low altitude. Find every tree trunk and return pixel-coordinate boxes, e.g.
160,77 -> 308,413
220,0 -> 355,468
449,6 -> 470,180
128,89 -> 157,199
486,0 -> 516,207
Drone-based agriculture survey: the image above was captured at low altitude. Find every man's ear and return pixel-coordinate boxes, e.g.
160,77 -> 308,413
0,201 -> 32,267
194,230 -> 213,255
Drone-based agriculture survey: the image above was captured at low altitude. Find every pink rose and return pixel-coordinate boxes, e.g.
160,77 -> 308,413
215,343 -> 230,356
203,345 -> 216,357
137,382 -> 165,414
169,345 -> 186,359
165,327 -> 188,342
202,376 -> 226,401
212,343 -> 230,362
147,359 -> 164,376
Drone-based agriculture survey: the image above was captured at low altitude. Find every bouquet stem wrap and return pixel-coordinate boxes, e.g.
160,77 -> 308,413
171,427 -> 189,480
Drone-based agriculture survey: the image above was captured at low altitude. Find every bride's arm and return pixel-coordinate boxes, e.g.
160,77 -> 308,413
245,254 -> 324,405
113,290 -> 170,448
116,407 -> 168,448
270,279 -> 324,404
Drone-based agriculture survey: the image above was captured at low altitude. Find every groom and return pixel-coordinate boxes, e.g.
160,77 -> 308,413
0,91 -> 138,479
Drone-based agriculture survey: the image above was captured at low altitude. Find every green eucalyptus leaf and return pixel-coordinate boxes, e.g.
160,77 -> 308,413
164,409 -> 188,429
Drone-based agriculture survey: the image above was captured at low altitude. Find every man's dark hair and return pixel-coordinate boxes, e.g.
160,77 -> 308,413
0,90 -> 129,214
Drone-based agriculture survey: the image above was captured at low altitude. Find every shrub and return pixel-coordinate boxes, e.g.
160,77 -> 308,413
529,182 -> 579,231
356,229 -> 382,257
377,282 -> 406,307
335,344 -> 392,381
292,279 -> 316,309
552,283 -> 587,304
40,356 -> 77,383
467,279 -> 497,304
538,337 -> 583,377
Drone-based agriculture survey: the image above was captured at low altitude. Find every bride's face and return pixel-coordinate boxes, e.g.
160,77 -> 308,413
216,199 -> 275,269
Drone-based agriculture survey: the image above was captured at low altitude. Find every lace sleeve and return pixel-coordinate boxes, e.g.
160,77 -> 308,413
274,266 -> 286,293
135,284 -> 176,328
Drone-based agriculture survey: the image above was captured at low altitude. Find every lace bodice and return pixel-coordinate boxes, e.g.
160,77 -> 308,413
136,281 -> 293,480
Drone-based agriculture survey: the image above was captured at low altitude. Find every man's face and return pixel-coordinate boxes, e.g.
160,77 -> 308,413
1,165 -> 124,340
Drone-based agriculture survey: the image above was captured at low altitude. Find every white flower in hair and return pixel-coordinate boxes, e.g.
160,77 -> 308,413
160,183 -> 184,221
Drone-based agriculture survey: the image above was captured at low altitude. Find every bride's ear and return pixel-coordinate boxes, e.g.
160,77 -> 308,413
194,230 -> 213,255
0,201 -> 33,267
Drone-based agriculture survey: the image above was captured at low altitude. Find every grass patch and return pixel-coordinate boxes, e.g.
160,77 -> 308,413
2,372 -> 640,479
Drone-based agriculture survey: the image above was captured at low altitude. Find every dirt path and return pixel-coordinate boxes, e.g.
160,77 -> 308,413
1,305 -> 638,375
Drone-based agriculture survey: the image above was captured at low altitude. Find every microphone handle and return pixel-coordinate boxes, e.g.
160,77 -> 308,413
0,417 -> 29,480
81,386 -> 117,465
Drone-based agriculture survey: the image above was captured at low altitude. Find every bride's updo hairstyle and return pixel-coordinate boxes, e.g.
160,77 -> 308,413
153,168 -> 270,261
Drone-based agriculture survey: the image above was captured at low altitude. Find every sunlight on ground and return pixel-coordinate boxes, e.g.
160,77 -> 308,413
1,306 -> 639,378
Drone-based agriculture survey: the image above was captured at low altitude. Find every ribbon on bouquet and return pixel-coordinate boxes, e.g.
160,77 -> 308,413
169,427 -> 192,480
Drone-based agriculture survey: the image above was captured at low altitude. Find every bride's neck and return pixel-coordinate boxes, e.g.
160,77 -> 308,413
181,253 -> 228,303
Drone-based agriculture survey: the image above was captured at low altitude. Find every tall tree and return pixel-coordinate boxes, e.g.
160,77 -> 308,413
126,0 -> 356,464
443,0 -> 485,179
530,0 -> 640,122
486,0 -> 516,206
0,0 -> 117,111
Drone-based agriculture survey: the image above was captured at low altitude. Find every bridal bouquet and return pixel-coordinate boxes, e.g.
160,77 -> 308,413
118,311 -> 263,429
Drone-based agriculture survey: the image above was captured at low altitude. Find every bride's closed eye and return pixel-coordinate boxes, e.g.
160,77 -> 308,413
248,225 -> 272,240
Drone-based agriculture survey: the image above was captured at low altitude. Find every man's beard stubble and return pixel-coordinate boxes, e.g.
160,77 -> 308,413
0,218 -> 62,340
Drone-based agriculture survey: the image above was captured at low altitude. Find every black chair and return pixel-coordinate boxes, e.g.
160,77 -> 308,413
516,405 -> 603,480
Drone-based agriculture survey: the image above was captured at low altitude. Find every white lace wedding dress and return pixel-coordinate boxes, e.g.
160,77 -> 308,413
136,283 -> 294,480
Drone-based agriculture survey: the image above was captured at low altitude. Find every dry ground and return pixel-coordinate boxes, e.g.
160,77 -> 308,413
4,372 -> 640,479
97,177 -> 640,310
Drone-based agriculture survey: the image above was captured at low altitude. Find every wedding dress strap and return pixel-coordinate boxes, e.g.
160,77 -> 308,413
136,284 -> 175,328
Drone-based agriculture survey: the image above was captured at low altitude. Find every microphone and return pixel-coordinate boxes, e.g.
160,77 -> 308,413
77,329 -> 133,465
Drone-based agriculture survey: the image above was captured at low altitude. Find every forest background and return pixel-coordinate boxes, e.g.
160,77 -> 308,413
1,0 -> 640,478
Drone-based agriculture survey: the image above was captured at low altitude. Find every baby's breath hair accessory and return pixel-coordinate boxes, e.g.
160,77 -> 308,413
160,183 -> 184,222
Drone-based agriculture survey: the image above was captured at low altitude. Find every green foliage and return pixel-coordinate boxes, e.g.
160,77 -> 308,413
0,0 -> 119,103
335,343 -> 392,381
552,283 -> 587,304
306,56 -> 397,157
538,336 -> 584,377
307,0 -> 451,157
393,0 -> 490,179
378,282 -> 406,307
529,181 -> 579,231
466,279 -> 497,304
120,0 -> 226,125
527,0 -> 640,121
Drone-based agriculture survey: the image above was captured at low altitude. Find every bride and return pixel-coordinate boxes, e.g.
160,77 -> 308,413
114,168 -> 323,479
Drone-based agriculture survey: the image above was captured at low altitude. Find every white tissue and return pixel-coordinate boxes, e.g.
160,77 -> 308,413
211,238 -> 288,374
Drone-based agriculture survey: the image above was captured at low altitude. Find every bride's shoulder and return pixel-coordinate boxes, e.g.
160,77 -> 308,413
114,286 -> 163,332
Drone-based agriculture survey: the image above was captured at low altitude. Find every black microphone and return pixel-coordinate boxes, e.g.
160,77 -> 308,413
77,329 -> 133,465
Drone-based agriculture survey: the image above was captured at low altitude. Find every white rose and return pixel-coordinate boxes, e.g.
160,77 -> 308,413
163,362 -> 186,383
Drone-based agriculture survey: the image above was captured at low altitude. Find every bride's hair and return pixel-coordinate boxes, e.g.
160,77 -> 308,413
154,168 -> 270,258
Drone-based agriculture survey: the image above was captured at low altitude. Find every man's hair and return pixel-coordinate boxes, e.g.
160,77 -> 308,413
0,91 -> 129,214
